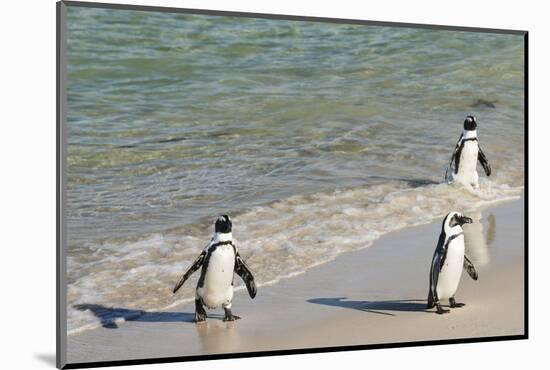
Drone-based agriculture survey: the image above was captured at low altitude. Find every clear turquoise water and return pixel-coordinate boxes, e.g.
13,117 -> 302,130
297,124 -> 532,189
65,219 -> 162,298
66,6 -> 524,333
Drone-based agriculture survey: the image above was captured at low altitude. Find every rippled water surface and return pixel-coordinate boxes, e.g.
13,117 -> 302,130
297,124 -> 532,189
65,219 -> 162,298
65,6 -> 524,333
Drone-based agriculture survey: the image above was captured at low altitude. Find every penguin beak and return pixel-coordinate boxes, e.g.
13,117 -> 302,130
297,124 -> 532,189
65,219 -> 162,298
457,216 -> 473,225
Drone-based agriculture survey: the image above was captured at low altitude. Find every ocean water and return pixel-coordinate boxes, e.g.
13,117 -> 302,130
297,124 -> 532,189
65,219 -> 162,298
65,6 -> 525,334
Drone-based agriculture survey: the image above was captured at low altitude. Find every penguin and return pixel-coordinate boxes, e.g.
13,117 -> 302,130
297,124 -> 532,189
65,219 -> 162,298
445,115 -> 492,189
427,212 -> 479,314
173,215 -> 257,322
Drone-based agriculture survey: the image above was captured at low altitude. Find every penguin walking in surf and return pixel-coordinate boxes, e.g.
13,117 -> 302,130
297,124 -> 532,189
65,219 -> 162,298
173,215 -> 257,322
427,212 -> 479,314
446,115 -> 492,189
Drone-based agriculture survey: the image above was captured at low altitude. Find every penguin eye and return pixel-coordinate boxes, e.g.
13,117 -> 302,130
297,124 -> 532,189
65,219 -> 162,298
449,214 -> 459,227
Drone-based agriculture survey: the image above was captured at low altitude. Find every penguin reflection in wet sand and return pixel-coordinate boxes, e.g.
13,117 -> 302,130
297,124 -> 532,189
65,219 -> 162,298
446,115 -> 492,189
427,212 -> 479,314
173,215 -> 257,322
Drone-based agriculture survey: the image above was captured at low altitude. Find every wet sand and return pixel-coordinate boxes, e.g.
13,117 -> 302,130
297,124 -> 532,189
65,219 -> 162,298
66,198 -> 524,366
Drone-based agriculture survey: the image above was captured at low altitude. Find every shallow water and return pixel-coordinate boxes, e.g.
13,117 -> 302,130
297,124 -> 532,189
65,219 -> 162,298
65,6 -> 524,334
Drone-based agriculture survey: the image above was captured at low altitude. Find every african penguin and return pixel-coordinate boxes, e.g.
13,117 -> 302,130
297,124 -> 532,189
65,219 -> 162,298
427,212 -> 479,314
173,215 -> 257,322
446,115 -> 492,189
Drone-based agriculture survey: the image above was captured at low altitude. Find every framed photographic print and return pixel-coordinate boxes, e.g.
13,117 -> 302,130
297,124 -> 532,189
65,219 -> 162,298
57,1 -> 527,368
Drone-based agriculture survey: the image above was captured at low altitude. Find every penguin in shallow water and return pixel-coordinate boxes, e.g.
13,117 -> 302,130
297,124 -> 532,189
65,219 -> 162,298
427,212 -> 478,314
173,215 -> 257,322
446,115 -> 491,189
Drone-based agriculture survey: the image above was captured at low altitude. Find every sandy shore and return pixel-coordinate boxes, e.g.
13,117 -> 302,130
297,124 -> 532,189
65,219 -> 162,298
66,198 -> 524,365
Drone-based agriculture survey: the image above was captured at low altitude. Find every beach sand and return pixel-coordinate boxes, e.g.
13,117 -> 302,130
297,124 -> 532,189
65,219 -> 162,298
66,198 -> 525,365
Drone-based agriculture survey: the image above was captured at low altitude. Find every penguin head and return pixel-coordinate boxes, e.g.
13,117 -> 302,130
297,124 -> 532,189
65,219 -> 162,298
445,211 -> 473,230
463,115 -> 477,131
215,214 -> 232,233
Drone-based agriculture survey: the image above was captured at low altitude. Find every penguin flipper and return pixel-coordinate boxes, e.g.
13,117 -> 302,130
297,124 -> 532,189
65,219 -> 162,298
428,251 -> 441,307
463,254 -> 478,280
478,145 -> 491,176
235,253 -> 257,299
428,231 -> 446,307
446,134 -> 463,181
173,251 -> 206,294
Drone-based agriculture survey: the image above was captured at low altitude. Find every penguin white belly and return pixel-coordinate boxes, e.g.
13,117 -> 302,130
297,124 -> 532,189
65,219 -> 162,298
455,141 -> 479,185
436,236 -> 465,300
198,245 -> 235,309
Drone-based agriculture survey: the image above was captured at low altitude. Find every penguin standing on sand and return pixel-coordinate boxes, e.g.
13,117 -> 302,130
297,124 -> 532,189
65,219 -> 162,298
427,212 -> 479,314
173,215 -> 257,322
446,115 -> 492,189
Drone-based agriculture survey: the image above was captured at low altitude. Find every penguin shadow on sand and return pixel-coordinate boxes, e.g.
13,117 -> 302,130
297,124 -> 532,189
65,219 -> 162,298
73,304 -> 219,329
307,298 -> 428,316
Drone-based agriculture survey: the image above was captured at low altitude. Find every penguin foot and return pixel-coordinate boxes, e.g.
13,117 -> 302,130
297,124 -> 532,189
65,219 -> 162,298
195,299 -> 207,323
223,306 -> 240,321
436,304 -> 450,315
194,313 -> 207,323
223,314 -> 241,322
449,298 -> 465,308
